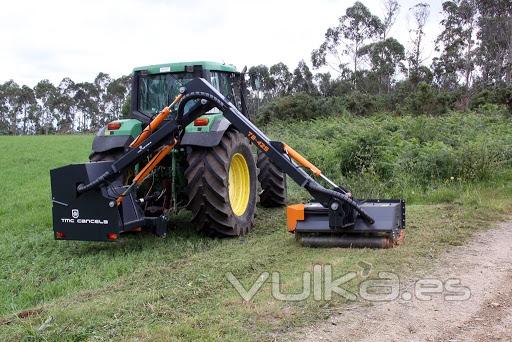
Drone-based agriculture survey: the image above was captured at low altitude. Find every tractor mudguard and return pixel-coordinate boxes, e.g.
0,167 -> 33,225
180,116 -> 230,147
91,119 -> 143,155
92,133 -> 133,154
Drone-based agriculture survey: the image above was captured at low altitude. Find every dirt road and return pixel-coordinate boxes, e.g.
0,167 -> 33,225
290,221 -> 512,342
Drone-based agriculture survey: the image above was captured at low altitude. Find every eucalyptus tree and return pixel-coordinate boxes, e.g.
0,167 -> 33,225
358,37 -> 405,93
291,60 -> 317,94
476,0 -> 512,85
432,0 -> 478,90
408,3 -> 430,85
269,62 -> 292,97
311,1 -> 384,89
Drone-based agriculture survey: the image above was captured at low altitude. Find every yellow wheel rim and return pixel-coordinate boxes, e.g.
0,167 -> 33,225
228,153 -> 250,216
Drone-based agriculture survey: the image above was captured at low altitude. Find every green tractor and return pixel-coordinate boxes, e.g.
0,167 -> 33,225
52,61 -> 406,247
90,61 -> 287,236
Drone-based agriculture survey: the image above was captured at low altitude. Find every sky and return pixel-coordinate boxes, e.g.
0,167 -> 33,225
0,0 -> 443,87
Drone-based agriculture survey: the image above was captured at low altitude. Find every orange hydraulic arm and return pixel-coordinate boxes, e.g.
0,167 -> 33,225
130,94 -> 183,148
283,143 -> 347,193
283,143 -> 321,176
132,140 -> 177,186
116,139 -> 177,206
116,94 -> 185,206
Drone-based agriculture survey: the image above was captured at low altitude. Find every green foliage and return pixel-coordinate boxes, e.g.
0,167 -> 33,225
344,91 -> 377,116
256,93 -> 346,124
404,81 -> 456,115
471,86 -> 512,113
257,82 -> 462,122
120,94 -> 131,119
263,111 -> 512,201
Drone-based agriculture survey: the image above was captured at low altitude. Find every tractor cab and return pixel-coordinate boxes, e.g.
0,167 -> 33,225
92,61 -> 248,155
131,61 -> 247,124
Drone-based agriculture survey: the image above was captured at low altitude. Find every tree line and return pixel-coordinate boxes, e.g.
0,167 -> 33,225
1,0 -> 512,135
247,0 -> 512,117
0,74 -> 130,135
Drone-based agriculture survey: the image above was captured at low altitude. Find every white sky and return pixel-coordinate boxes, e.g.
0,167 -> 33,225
0,0 -> 442,87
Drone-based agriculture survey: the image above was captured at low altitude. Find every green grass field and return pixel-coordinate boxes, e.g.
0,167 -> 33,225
1,113 -> 512,341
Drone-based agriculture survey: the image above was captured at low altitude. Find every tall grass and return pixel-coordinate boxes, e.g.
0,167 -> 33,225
263,109 -> 512,203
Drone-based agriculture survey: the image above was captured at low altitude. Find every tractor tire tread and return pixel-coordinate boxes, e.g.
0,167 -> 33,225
257,151 -> 287,207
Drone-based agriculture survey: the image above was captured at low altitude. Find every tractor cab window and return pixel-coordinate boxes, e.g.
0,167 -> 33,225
138,72 -> 194,116
202,71 -> 239,114
210,74 -> 220,91
209,71 -> 236,104
137,70 -> 243,117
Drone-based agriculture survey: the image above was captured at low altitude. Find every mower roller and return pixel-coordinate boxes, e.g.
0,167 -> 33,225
50,67 -> 405,248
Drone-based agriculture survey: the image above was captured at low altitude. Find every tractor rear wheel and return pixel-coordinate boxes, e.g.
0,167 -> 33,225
89,148 -> 124,162
185,129 -> 257,237
89,148 -> 133,185
257,150 -> 287,207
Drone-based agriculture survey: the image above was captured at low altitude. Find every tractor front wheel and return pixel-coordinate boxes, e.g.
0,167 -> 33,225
185,129 -> 257,237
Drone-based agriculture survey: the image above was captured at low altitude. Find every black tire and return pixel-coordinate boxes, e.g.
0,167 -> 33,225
89,148 -> 124,162
257,150 -> 287,207
89,149 -> 133,185
185,129 -> 257,237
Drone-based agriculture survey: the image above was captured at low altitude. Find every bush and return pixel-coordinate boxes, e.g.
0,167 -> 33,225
0,122 -> 8,135
256,93 -> 346,124
336,125 -> 397,179
257,82 -> 470,123
344,91 -> 376,116
399,141 -> 458,183
405,82 -> 456,115
257,92 -> 393,123
471,86 -> 512,114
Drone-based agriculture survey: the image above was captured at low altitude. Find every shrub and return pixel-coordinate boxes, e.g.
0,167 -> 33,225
336,125 -> 397,179
471,86 -> 512,114
405,82 -> 456,115
344,91 -> 376,116
256,93 -> 346,124
398,141 -> 458,183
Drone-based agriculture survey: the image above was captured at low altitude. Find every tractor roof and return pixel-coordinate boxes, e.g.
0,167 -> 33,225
133,61 -> 237,74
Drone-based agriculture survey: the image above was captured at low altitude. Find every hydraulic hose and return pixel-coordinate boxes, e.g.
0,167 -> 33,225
306,181 -> 375,224
76,170 -> 111,194
177,92 -> 226,122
